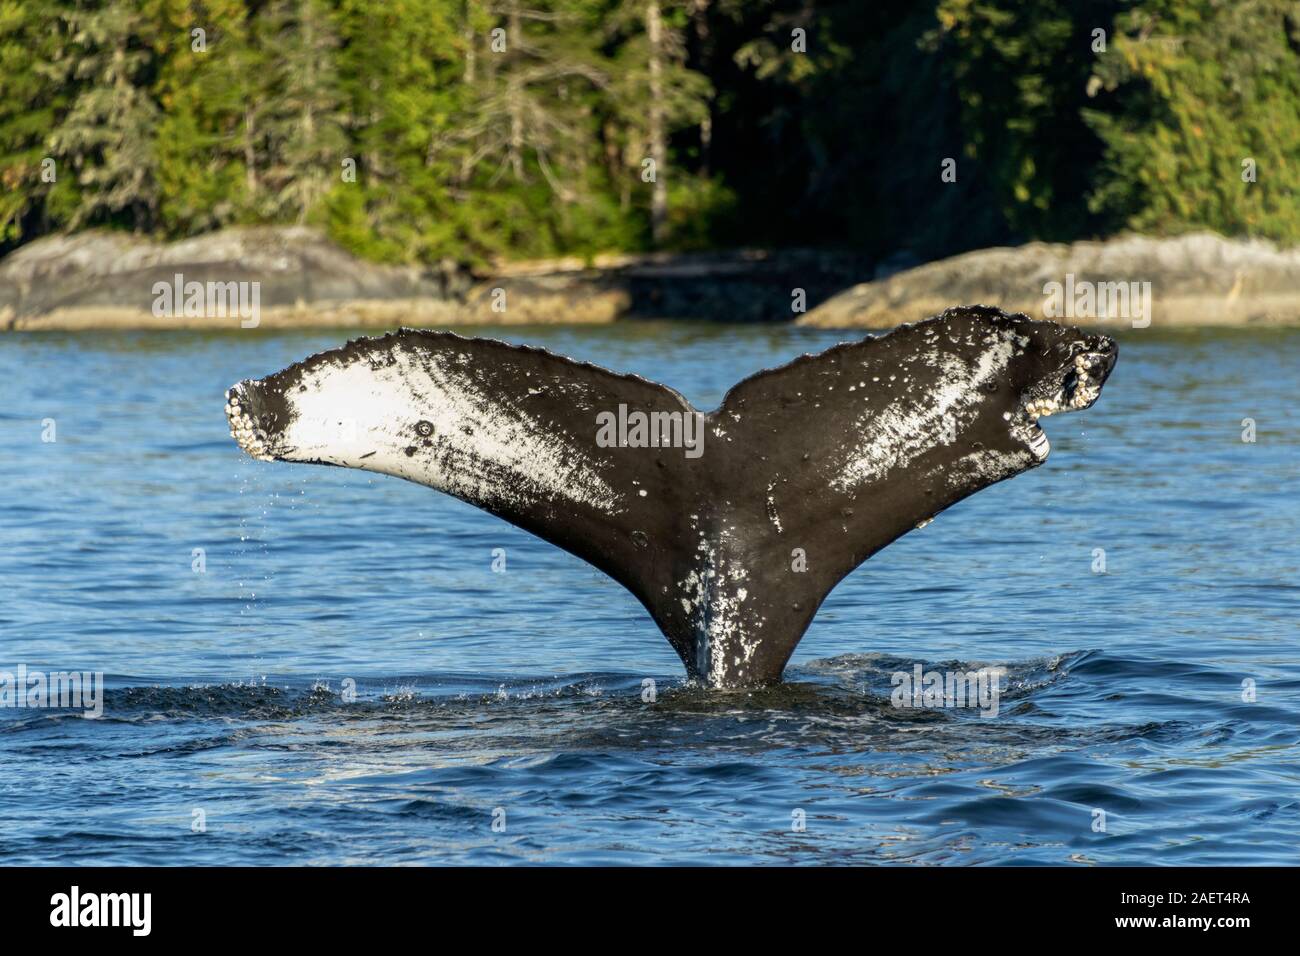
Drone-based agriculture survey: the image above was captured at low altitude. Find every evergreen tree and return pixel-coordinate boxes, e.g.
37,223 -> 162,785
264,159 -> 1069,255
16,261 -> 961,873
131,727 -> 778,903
253,0 -> 347,223
449,0 -> 623,256
0,2 -> 64,246
326,0 -> 465,262
147,0 -> 251,235
605,0 -> 711,244
44,0 -> 162,230
0,0 -> 1295,263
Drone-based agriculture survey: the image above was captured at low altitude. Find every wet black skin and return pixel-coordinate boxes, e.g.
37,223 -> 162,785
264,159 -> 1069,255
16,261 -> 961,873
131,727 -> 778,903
229,306 -> 1117,688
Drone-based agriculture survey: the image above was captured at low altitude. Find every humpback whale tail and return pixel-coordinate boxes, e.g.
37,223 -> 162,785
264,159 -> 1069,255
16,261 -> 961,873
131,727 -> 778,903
226,306 -> 1116,688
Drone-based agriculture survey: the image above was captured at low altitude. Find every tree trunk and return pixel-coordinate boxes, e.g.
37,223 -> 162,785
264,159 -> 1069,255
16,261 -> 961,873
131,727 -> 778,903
647,1 -> 666,245
507,1 -> 524,179
300,0 -> 316,223
692,0 -> 711,175
244,104 -> 259,196
463,1 -> 476,84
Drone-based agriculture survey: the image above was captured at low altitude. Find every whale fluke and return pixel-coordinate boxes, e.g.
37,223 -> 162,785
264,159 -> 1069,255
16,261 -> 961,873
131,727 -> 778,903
226,306 -> 1116,688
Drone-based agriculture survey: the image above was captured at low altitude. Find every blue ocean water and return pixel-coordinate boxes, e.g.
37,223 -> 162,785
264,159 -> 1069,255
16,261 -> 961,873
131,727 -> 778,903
1,321 -> 1297,865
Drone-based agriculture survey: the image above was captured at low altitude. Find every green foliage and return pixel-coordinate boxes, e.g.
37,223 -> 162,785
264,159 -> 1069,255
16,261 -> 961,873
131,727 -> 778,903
1,0 -> 1297,262
0,1 -> 64,242
929,0 -> 1127,242
44,1 -> 163,230
323,0 -> 461,262
149,0 -> 251,235
1084,0 -> 1300,242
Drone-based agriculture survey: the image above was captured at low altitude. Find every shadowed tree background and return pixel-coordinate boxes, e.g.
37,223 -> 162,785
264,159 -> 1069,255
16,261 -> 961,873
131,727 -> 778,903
0,0 -> 1296,265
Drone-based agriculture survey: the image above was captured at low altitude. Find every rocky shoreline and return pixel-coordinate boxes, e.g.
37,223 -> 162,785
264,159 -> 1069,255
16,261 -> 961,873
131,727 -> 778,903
799,233 -> 1300,329
3,227 -> 1297,331
0,227 -> 864,331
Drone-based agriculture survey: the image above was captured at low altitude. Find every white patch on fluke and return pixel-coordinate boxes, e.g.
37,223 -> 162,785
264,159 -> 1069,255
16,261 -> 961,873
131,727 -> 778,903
765,479 -> 783,533
234,344 -> 623,515
833,334 -> 1017,492
677,531 -> 761,687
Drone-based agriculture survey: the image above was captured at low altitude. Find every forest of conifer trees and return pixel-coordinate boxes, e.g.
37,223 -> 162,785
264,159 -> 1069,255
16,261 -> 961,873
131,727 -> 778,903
1,0 -> 1298,266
